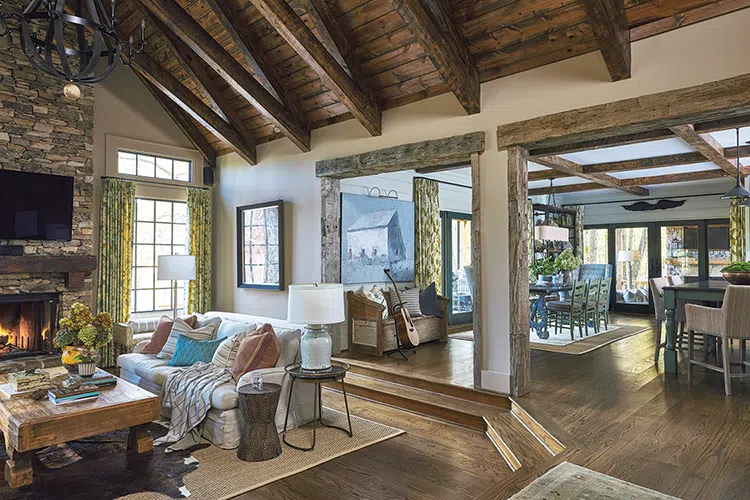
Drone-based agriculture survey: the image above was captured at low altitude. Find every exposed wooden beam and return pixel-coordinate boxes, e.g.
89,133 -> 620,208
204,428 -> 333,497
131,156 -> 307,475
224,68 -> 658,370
669,124 -> 738,176
139,0 -> 311,152
415,161 -> 471,174
532,155 -> 649,196
250,0 -> 381,136
580,0 -> 630,81
391,0 -> 480,114
316,131 -> 485,179
135,72 -> 217,168
529,182 -> 604,196
147,12 -> 258,164
631,0 -> 750,42
581,152 -> 709,174
130,53 -> 256,165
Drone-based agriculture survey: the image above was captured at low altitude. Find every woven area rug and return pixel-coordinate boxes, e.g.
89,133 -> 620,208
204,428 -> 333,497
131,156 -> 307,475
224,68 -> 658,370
530,324 -> 648,355
0,409 -> 403,500
449,331 -> 474,341
511,462 -> 680,499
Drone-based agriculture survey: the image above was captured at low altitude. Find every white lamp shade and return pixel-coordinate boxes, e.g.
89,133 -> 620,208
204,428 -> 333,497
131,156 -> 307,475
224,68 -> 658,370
287,284 -> 345,325
617,250 -> 636,262
534,224 -> 569,242
157,255 -> 197,280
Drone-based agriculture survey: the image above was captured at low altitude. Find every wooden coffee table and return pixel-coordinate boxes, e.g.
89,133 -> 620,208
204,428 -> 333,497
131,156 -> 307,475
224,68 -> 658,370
0,367 -> 160,488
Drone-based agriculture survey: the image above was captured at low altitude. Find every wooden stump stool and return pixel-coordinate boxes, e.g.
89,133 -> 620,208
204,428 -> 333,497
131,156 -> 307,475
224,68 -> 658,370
237,382 -> 282,462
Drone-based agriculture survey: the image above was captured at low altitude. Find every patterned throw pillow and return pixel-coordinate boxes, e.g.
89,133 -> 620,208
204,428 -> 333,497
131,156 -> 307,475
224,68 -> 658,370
195,314 -> 223,332
211,323 -> 257,368
362,286 -> 389,320
140,315 -> 197,354
231,324 -> 281,382
389,287 -> 423,317
168,336 -> 224,367
157,317 -> 218,359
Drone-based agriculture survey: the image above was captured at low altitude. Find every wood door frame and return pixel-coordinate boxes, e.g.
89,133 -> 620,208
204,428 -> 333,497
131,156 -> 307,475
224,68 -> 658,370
499,73 -> 750,396
316,132 -> 486,389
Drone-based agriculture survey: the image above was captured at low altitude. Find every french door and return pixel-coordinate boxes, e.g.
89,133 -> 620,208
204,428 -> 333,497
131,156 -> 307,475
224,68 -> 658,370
583,219 -> 730,314
441,211 -> 473,326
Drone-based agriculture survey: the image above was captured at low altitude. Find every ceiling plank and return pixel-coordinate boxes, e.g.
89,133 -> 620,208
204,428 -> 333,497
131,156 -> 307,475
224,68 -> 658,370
131,53 -> 256,165
530,169 -> 729,195
390,0 -> 480,114
669,124 -> 738,176
135,72 -> 217,168
290,0 -> 355,79
250,0 -> 382,136
580,0 -> 630,81
532,155 -> 649,196
139,0 -> 311,152
147,12 -> 258,165
631,0 -> 750,42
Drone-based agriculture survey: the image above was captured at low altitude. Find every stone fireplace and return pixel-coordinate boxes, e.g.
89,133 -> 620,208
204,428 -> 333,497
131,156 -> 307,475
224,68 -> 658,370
0,293 -> 60,360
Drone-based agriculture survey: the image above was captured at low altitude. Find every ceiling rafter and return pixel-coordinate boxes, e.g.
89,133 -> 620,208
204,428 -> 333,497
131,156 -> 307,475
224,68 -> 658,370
139,0 -> 312,152
532,155 -> 649,196
669,124 -> 739,176
580,0 -> 630,81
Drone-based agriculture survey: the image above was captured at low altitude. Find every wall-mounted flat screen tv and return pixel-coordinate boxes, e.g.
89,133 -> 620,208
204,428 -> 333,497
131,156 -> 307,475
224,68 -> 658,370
0,170 -> 74,241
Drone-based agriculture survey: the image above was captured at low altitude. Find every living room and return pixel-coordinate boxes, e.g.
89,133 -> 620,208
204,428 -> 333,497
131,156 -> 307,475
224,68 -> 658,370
2,0 -> 750,499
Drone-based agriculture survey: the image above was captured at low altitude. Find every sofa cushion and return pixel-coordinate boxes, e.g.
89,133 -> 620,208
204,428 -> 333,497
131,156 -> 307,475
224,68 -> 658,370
211,382 -> 239,411
157,317 -> 219,359
196,314 -> 223,332
117,353 -> 176,385
231,324 -> 281,382
168,336 -> 224,367
273,327 -> 301,367
215,318 -> 257,341
141,315 -> 197,354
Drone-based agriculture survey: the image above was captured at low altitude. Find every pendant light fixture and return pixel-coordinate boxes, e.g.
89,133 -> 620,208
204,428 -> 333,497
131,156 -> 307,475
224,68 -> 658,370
722,128 -> 750,200
534,179 -> 570,242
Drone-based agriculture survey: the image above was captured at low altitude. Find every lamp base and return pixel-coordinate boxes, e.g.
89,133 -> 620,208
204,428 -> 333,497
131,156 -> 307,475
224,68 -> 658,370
300,325 -> 332,371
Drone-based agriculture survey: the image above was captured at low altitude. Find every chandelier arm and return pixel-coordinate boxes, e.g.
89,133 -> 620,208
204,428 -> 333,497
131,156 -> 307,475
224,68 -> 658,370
77,29 -> 103,80
54,19 -> 75,80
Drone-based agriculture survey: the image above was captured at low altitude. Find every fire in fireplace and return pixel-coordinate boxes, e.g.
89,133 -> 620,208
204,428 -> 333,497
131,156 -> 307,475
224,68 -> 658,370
0,293 -> 59,360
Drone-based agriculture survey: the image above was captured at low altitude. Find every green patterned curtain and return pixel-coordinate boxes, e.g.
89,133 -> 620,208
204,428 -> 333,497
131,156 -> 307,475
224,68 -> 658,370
97,178 -> 136,367
188,187 -> 212,314
730,198 -> 746,263
413,178 -> 442,294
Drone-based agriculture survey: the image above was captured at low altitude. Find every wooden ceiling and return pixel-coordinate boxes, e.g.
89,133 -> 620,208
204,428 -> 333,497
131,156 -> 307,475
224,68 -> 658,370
116,0 -> 750,164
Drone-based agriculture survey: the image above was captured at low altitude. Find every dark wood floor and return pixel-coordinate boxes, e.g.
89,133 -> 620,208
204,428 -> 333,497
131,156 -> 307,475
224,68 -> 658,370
244,315 -> 750,499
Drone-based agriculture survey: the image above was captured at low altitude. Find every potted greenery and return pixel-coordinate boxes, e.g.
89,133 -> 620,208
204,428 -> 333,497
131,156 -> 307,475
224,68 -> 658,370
531,257 -> 556,285
55,303 -> 113,376
554,248 -> 580,285
721,262 -> 750,285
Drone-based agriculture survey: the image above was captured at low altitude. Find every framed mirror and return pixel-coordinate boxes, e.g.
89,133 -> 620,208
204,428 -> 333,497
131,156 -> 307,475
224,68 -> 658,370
236,200 -> 285,290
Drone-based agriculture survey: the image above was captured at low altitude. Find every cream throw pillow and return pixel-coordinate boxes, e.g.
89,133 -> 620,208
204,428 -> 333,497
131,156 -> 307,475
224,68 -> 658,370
157,317 -> 218,359
211,325 -> 257,368
362,286 -> 389,319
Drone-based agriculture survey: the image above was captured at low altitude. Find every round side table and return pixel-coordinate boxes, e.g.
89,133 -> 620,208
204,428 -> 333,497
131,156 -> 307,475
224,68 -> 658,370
282,361 -> 353,451
237,382 -> 282,462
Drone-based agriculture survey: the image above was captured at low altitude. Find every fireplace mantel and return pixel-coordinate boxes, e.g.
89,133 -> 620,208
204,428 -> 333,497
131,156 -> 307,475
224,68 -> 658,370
0,255 -> 97,290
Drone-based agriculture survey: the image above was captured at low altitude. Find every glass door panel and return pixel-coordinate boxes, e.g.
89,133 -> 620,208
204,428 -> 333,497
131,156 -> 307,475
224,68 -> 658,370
441,212 -> 472,326
708,222 -> 731,280
615,227 -> 650,307
661,225 -> 699,283
583,228 -> 609,264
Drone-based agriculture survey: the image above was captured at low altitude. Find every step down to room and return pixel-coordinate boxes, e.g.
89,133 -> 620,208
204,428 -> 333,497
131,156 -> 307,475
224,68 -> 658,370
325,372 -> 563,471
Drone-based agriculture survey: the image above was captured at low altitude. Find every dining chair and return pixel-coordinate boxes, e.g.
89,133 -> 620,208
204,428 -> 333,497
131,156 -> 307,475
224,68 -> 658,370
597,277 -> 612,331
548,280 -> 587,340
584,278 -> 601,336
650,277 -> 687,364
686,285 -> 750,396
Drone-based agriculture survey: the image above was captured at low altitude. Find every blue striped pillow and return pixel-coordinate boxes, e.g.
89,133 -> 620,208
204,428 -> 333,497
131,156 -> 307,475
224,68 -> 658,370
168,335 -> 225,367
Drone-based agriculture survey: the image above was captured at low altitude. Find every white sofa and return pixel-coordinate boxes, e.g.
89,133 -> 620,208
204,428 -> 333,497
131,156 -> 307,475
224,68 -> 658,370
116,311 -> 315,449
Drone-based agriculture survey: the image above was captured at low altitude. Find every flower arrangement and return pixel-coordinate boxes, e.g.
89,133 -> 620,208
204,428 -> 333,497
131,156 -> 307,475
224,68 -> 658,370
55,303 -> 113,364
554,248 -> 580,272
721,262 -> 750,273
531,257 -> 556,277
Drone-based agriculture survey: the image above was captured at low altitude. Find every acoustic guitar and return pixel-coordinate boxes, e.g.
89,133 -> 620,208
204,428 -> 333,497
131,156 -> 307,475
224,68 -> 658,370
383,269 -> 420,348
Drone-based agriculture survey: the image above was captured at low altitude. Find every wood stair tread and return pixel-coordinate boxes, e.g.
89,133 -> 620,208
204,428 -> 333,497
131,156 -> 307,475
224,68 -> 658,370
484,412 -> 555,472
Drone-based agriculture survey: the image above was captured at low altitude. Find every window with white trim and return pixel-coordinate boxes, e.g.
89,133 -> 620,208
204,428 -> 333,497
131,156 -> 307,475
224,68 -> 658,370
131,198 -> 188,314
118,151 -> 191,182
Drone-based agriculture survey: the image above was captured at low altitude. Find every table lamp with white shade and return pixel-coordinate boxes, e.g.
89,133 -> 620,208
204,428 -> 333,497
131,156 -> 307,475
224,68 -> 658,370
617,250 -> 636,290
157,255 -> 196,319
287,283 -> 345,371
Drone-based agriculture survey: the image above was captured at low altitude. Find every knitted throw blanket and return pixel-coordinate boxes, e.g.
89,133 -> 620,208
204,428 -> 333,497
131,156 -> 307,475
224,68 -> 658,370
154,362 -> 233,452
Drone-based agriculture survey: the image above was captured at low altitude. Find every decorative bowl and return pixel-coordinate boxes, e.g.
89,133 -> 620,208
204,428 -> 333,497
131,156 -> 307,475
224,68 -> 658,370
721,271 -> 750,285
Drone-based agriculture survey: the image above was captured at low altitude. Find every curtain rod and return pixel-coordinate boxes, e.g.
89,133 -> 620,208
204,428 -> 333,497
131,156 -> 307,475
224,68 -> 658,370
561,192 -> 726,207
413,176 -> 471,190
101,176 -> 209,190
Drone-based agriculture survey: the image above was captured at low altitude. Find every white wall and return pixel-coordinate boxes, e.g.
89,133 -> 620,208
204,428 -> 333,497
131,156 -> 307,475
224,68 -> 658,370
213,10 -> 750,393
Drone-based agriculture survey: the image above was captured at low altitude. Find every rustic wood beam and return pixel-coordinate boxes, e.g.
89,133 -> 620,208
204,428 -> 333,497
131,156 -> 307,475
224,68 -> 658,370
669,124 -> 738,176
631,0 -> 750,42
131,53 -> 257,165
139,0 -> 311,152
391,0 -> 480,115
580,0 -> 630,81
250,0 -> 381,136
496,73 -> 750,153
135,72 -> 217,168
147,12 -> 258,165
415,161 -> 472,174
529,182 -> 603,196
532,155 -> 649,196
316,131 -> 485,179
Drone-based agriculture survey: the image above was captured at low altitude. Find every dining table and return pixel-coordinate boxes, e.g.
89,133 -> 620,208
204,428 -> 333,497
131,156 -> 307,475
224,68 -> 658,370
529,284 -> 573,340
662,280 -> 728,374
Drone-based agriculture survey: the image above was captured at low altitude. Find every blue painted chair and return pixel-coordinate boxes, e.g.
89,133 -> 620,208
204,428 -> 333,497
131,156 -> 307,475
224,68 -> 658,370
577,264 -> 613,281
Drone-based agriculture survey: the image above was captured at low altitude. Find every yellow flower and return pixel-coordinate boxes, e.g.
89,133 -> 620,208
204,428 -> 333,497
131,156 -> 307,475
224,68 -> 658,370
78,325 -> 98,349
59,317 -> 72,330
92,312 -> 113,330
69,303 -> 92,330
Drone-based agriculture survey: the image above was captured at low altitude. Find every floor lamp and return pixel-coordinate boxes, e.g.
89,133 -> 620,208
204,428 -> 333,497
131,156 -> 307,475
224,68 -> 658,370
157,255 -> 196,319
617,250 -> 635,290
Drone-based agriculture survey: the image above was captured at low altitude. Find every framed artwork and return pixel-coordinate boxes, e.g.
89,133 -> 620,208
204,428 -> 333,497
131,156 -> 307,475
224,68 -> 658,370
341,193 -> 415,284
237,200 -> 285,290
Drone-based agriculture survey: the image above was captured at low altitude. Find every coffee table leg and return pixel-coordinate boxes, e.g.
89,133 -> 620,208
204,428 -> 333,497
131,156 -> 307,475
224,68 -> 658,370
128,423 -> 153,454
4,446 -> 33,489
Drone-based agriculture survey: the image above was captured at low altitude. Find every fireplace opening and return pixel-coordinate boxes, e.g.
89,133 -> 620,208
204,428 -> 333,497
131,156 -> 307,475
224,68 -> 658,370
0,293 -> 59,360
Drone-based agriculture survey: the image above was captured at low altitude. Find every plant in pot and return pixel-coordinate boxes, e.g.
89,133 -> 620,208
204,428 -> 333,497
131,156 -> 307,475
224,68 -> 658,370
531,257 -> 556,285
721,262 -> 750,285
554,248 -> 580,285
55,303 -> 113,377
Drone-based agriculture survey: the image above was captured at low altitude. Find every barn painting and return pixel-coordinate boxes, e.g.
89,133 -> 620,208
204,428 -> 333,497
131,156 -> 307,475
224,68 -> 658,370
341,193 -> 415,283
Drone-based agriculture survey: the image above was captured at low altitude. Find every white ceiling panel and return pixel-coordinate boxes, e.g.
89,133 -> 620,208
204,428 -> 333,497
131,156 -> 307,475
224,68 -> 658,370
560,138 -> 694,164
707,126 -> 750,147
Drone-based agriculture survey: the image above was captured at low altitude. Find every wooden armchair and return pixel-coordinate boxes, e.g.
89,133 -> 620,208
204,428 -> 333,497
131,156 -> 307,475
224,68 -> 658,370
346,291 -> 449,356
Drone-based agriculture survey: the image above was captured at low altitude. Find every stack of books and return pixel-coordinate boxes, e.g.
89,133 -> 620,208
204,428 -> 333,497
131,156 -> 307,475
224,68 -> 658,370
70,369 -> 117,388
48,384 -> 99,405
